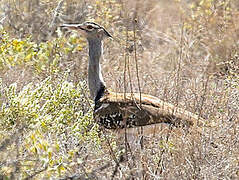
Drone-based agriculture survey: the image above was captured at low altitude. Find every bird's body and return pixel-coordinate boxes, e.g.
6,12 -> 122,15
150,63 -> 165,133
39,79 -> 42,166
61,22 -> 203,130
94,90 -> 199,129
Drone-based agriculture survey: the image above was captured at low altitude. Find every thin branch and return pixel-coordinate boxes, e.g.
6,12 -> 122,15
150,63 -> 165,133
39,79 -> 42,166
24,166 -> 48,180
49,0 -> 64,35
175,21 -> 184,107
133,16 -> 142,106
0,16 -> 6,25
0,125 -> 25,152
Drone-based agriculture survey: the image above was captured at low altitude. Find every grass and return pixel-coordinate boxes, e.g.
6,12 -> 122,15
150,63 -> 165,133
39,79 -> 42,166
0,0 -> 238,179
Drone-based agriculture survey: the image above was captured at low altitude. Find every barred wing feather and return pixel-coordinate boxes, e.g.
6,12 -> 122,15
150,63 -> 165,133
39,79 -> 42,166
94,91 -> 203,129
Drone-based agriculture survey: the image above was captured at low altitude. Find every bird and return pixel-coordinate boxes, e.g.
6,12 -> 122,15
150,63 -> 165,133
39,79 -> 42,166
61,22 -> 204,131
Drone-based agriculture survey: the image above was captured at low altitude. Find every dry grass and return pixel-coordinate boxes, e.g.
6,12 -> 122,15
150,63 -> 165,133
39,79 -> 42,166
0,0 -> 238,179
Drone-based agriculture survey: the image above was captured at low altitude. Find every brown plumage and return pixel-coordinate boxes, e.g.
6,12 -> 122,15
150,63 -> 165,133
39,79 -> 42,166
94,89 -> 202,129
61,22 -> 203,130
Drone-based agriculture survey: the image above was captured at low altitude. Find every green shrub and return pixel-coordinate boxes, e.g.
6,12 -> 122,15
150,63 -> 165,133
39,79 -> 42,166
0,76 -> 102,178
0,29 -> 86,74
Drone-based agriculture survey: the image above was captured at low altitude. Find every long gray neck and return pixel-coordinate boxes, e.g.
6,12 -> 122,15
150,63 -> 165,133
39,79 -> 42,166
87,38 -> 105,100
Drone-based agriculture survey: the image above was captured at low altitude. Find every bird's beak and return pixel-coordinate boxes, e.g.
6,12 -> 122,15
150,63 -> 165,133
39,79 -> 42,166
60,23 -> 85,31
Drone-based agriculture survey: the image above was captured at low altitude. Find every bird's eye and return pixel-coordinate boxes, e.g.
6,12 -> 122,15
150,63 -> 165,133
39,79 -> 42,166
87,25 -> 93,29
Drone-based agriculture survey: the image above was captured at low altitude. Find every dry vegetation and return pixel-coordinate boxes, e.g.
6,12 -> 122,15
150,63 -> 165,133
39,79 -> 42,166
0,0 -> 238,179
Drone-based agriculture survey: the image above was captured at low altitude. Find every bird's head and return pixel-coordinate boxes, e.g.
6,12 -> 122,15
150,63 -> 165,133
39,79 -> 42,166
61,21 -> 112,41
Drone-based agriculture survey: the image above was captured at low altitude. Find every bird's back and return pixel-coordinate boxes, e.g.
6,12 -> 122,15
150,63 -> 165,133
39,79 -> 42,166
94,90 -> 203,129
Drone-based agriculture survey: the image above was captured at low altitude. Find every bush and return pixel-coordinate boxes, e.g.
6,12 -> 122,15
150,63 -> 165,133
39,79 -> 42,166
0,76 -> 103,179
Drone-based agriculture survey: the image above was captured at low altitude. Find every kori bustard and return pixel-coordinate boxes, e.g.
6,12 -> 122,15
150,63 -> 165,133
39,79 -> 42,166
61,22 -> 203,130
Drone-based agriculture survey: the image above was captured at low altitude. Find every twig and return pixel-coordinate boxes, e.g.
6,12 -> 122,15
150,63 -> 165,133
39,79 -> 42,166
197,74 -> 209,125
126,27 -> 134,96
0,125 -> 25,152
49,0 -> 64,35
58,161 -> 111,180
123,26 -> 128,99
24,166 -> 48,180
133,16 -> 142,106
155,124 -> 173,175
175,21 -> 184,107
0,16 -> 6,25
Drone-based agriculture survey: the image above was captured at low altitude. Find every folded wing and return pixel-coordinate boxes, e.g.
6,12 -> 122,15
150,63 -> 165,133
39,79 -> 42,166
94,90 -> 203,129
